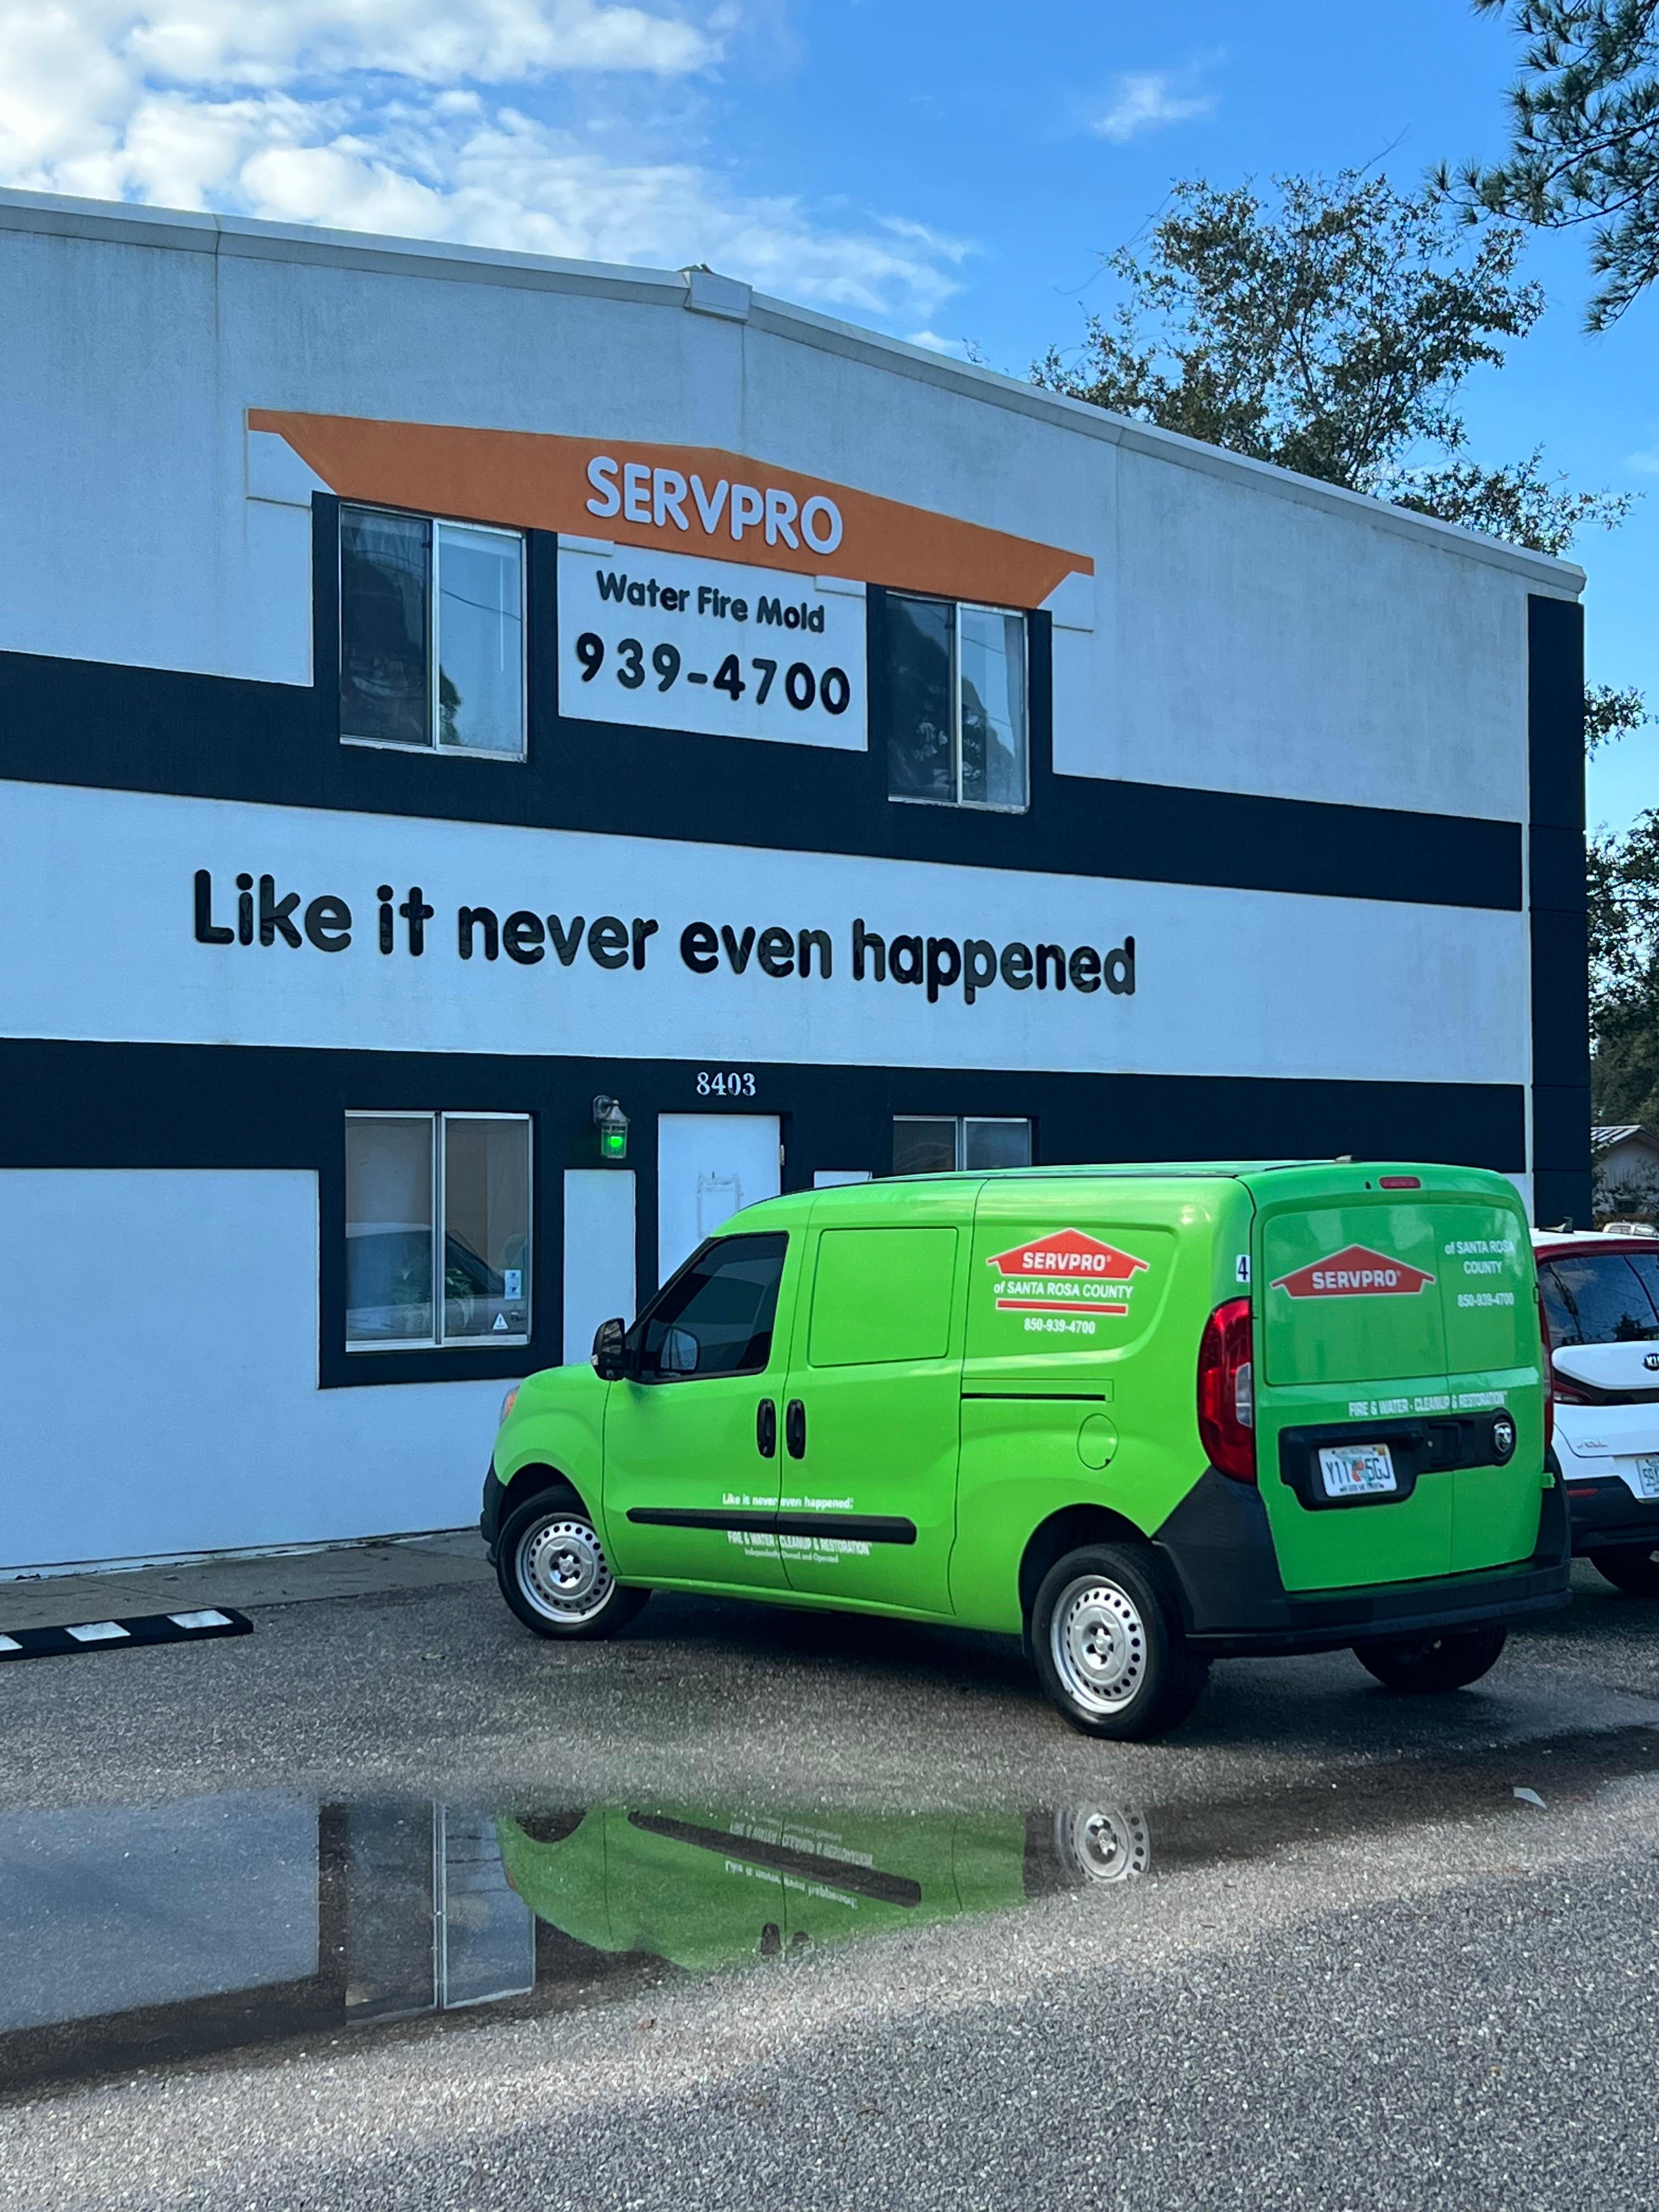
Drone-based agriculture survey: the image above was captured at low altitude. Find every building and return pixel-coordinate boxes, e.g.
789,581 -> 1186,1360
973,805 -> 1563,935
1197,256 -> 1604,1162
0,187 -> 1590,1573
1592,1124 -> 1659,1221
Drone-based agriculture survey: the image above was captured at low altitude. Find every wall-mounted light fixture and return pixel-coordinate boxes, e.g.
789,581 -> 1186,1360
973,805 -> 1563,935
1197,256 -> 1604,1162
592,1095 -> 630,1163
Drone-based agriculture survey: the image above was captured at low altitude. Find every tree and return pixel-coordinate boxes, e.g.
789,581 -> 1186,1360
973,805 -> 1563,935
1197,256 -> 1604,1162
1443,1 -> 1659,331
1035,174 -> 1547,492
1392,445 -> 1630,552
1036,169 -> 1651,1106
1586,679 -> 1650,752
1590,811 -> 1659,1118
1034,172 -> 1633,551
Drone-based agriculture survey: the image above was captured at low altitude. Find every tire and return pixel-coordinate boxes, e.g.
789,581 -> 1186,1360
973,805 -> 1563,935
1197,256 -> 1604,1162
1352,1621 -> 1508,1692
495,1488 -> 649,1641
1029,1543 -> 1209,1741
1051,1804 -> 1153,1885
1589,1545 -> 1659,1596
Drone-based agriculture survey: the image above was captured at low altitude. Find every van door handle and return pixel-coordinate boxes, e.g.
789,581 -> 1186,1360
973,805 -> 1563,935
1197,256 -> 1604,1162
756,1399 -> 777,1458
785,1400 -> 806,1459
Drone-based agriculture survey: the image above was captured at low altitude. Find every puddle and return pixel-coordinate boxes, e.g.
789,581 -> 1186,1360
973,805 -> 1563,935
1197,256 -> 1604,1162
3,1728 -> 1655,2098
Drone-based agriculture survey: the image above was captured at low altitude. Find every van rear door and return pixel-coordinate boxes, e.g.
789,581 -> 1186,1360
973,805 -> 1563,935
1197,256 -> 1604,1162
1437,1189 -> 1543,1573
1255,1180 -> 1454,1591
1253,1168 -> 1542,1592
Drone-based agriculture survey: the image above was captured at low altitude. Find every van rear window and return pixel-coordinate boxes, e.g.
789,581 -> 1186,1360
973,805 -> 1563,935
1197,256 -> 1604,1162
1539,1252 -> 1659,1347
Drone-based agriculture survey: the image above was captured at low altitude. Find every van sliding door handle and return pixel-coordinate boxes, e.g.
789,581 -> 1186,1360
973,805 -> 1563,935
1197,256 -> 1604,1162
785,1400 -> 806,1460
756,1400 -> 777,1459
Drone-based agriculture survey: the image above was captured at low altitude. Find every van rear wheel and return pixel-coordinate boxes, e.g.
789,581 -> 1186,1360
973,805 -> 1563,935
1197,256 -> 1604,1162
1030,1543 -> 1209,1741
1589,1545 -> 1659,1596
1352,1622 -> 1508,1692
496,1489 -> 649,1641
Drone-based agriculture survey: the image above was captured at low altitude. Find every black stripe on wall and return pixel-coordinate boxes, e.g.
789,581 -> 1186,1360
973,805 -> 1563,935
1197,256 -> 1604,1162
0,506 -> 1522,913
2,1038 -> 1526,1389
1527,595 -> 1591,1230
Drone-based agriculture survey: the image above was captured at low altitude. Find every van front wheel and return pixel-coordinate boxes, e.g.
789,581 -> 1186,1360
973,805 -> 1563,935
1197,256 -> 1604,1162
1352,1622 -> 1507,1692
1030,1544 -> 1209,1741
496,1491 -> 649,1642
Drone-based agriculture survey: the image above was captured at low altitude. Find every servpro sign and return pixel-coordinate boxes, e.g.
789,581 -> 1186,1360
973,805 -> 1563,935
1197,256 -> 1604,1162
1272,1245 -> 1436,1298
247,411 -> 1092,609
986,1229 -> 1149,1314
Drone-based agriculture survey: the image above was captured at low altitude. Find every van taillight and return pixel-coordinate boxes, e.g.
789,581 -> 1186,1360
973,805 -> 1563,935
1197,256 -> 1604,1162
1198,1296 -> 1256,1483
1538,1288 -> 1555,1452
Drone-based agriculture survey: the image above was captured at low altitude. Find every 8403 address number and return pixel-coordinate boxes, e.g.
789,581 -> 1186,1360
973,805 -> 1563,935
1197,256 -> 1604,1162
696,1071 -> 757,1098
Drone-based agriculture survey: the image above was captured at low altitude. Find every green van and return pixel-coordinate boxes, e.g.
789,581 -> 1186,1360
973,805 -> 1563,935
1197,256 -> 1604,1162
495,1799 -> 1146,1979
482,1161 -> 1569,1739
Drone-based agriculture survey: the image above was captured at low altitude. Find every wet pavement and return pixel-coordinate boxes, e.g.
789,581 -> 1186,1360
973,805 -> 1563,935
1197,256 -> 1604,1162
3,1729 -> 1657,2101
4,1564 -> 1659,2205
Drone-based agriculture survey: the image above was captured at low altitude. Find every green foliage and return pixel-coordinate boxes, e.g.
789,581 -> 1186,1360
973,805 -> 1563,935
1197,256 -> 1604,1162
1035,166 -> 1655,1114
1443,1 -> 1659,330
1392,446 -> 1632,552
1585,679 -> 1652,752
1034,173 -> 1545,493
1590,812 -> 1659,1117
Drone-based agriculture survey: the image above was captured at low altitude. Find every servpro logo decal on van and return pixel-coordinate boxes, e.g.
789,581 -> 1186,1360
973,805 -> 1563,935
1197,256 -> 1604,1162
986,1229 -> 1149,1314
1271,1245 -> 1436,1298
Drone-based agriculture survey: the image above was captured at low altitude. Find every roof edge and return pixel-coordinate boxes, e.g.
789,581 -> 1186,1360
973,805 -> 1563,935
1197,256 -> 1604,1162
0,185 -> 1585,594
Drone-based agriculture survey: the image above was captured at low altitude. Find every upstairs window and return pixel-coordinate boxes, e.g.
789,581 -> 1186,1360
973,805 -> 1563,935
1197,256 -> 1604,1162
885,595 -> 1028,811
339,506 -> 525,758
891,1117 -> 1032,1175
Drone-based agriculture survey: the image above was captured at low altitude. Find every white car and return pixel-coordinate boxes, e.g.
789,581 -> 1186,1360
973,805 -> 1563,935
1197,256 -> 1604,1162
1533,1226 -> 1659,1593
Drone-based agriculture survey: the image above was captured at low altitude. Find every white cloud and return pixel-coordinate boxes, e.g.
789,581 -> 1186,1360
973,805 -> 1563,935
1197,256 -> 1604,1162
0,1 -> 970,323
1628,447 -> 1659,476
906,329 -> 975,359
1091,70 -> 1214,145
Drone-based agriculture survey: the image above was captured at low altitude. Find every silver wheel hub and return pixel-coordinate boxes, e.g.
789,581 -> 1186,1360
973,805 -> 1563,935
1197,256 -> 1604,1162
517,1515 -> 614,1625
1051,1576 -> 1147,1716
1054,1805 -> 1153,1883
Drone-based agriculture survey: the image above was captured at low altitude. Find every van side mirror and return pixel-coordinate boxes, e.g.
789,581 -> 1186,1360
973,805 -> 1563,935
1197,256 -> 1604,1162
591,1317 -> 629,1381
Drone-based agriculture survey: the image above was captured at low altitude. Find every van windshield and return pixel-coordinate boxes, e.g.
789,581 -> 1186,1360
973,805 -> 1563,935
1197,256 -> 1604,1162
1538,1251 -> 1659,1346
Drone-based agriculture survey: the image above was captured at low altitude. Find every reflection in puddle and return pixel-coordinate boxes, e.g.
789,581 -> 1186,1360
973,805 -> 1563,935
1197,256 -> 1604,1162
499,1802 -> 1150,1982
2,1731 -> 1654,2097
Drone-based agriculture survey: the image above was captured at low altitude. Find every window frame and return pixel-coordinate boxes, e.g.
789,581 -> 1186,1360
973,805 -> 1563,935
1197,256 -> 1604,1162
338,504 -> 528,764
345,1109 -> 534,1354
890,1115 -> 1033,1174
625,1231 -> 790,1385
885,594 -> 1030,815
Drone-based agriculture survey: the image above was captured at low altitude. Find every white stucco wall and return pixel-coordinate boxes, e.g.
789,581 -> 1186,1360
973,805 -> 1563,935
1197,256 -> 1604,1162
0,190 -> 1579,821
1099,447 -> 1533,820
0,1169 -> 500,1569
0,779 -> 1532,1087
0,193 -> 1582,1572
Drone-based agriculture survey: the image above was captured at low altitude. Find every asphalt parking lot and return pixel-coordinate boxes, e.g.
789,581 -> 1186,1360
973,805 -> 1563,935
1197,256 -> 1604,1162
4,1548 -> 1659,2210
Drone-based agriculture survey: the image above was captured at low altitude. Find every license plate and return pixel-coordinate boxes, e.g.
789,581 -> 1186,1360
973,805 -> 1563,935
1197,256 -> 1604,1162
1318,1442 -> 1397,1499
1632,1457 -> 1659,1500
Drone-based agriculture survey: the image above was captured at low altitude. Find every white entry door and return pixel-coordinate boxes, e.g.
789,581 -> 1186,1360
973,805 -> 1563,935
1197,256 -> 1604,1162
657,1114 -> 781,1283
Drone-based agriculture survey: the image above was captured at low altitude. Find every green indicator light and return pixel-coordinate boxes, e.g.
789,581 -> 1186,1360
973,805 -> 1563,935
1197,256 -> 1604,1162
593,1094 -> 630,1163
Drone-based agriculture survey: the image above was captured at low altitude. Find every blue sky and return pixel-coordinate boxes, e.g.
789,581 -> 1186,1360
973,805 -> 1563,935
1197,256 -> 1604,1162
3,0 -> 1651,831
